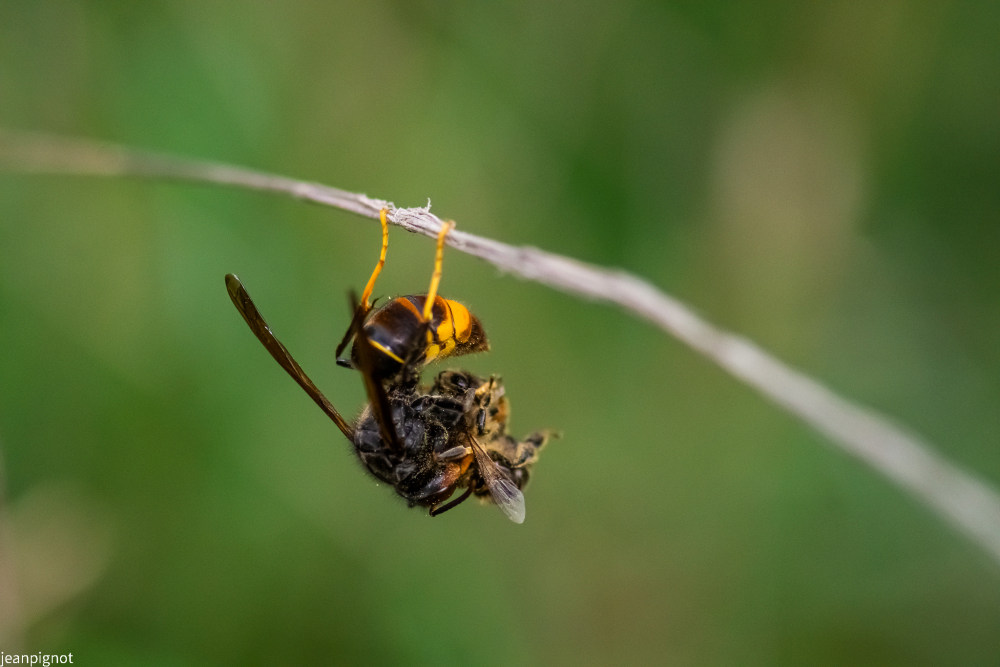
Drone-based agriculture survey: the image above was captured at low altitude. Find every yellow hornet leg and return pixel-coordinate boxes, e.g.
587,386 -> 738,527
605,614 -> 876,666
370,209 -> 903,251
422,219 -> 455,323
359,208 -> 390,312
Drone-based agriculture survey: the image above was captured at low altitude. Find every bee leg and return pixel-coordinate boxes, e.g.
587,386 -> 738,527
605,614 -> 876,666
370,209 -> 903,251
334,301 -> 368,367
473,377 -> 497,436
397,218 -> 453,378
507,431 -> 553,468
435,445 -> 471,462
429,484 -> 474,517
361,207 -> 390,311
421,218 -> 456,324
335,207 -> 390,360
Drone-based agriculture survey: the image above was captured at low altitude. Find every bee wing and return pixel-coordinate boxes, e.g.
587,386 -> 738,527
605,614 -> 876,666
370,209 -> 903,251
349,292 -> 405,454
470,437 -> 525,524
225,274 -> 353,440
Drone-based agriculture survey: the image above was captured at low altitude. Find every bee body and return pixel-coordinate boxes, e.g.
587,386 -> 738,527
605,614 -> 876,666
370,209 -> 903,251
352,369 -> 545,512
225,209 -> 550,522
353,295 -> 488,381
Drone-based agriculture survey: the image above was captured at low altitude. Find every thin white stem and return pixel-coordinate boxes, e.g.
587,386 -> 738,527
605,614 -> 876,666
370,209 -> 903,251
3,128 -> 1000,566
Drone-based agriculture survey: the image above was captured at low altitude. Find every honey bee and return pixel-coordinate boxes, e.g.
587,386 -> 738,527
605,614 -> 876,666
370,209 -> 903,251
420,370 -> 549,519
224,209 -> 550,521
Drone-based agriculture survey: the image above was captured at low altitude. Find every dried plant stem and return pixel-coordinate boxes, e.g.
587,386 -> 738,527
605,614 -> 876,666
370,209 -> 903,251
4,129 -> 1000,566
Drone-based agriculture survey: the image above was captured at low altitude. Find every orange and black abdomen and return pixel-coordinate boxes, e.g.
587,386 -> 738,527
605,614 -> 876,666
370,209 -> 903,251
354,295 -> 489,379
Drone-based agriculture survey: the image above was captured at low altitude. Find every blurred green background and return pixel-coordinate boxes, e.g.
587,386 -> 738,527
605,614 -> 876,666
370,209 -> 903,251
2,2 -> 999,665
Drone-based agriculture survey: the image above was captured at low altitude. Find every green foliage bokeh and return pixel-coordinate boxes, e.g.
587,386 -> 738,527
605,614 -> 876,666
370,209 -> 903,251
1,2 -> 999,665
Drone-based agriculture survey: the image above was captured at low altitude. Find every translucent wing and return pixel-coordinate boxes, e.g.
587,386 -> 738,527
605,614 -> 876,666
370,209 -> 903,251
225,274 -> 353,440
470,437 -> 526,524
